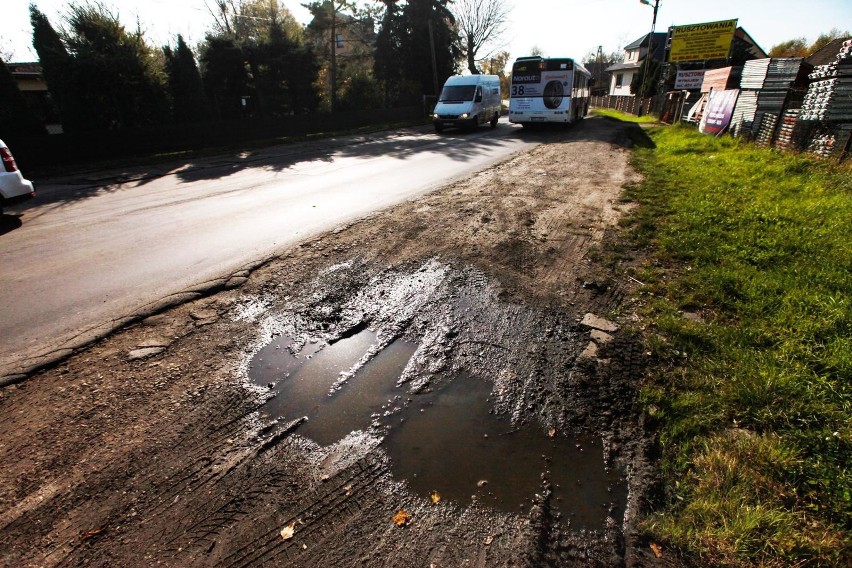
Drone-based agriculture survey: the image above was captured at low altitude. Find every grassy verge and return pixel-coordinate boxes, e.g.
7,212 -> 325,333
592,108 -> 659,123
622,123 -> 851,565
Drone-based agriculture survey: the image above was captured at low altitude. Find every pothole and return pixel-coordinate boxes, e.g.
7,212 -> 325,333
249,327 -> 626,527
384,373 -> 626,526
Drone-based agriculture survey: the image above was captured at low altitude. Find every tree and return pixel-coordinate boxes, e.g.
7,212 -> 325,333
373,0 -> 406,106
768,37 -> 808,58
630,56 -> 660,99
56,3 -> 169,131
399,0 -> 460,97
200,36 -> 250,119
304,0 -> 358,112
450,0 -> 510,74
163,35 -> 210,123
30,5 -> 72,124
808,28 -> 850,55
480,50 -> 510,96
201,0 -> 320,117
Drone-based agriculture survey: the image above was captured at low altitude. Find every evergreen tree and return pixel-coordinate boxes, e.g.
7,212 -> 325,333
399,0 -> 459,97
29,4 -> 71,124
373,0 -> 405,106
630,56 -> 661,99
0,57 -> 45,139
164,35 -> 210,123
60,4 -> 169,131
202,0 -> 319,118
201,36 -> 251,119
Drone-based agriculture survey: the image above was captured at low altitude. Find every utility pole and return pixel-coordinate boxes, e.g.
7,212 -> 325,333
596,45 -> 603,92
428,18 -> 439,96
637,0 -> 660,115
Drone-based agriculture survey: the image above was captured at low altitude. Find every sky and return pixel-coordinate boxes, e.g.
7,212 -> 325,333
2,0 -> 851,66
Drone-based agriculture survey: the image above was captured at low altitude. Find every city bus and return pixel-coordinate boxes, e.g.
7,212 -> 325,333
509,56 -> 592,127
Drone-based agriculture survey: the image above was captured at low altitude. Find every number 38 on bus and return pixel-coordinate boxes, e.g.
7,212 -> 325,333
508,56 -> 592,127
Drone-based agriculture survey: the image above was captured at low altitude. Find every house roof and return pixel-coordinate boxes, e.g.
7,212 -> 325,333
626,33 -> 667,59
806,36 -> 852,67
605,62 -> 641,72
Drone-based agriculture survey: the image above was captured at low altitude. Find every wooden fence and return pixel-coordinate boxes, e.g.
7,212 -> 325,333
590,95 -> 655,117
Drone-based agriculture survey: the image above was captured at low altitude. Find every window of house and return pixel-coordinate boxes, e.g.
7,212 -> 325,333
336,34 -> 345,49
615,73 -> 624,88
629,51 -> 636,61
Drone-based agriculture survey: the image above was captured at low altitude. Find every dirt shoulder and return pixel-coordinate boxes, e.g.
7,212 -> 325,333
0,117 -> 661,567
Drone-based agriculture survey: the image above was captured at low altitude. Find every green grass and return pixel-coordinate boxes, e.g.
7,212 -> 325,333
622,123 -> 852,566
592,108 -> 659,123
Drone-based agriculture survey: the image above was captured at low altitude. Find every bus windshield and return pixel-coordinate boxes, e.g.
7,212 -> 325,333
439,85 -> 476,102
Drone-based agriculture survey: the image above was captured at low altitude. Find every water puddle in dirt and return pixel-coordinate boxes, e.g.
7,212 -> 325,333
385,375 -> 626,526
250,332 -> 625,527
251,330 -> 417,446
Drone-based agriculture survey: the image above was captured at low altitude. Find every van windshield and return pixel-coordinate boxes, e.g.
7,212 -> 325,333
439,85 -> 476,102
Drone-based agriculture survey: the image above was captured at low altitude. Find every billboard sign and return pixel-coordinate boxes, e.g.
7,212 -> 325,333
699,89 -> 740,136
674,70 -> 706,90
669,19 -> 737,63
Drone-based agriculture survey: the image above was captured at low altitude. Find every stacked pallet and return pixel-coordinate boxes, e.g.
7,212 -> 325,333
800,39 -> 852,158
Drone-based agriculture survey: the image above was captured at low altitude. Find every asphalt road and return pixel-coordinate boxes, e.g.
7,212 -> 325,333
0,122 -> 536,376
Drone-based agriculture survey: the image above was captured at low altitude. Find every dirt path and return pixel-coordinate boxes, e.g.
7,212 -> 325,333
0,117 -> 659,567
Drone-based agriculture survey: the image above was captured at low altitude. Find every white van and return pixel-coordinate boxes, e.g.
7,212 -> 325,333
432,75 -> 501,133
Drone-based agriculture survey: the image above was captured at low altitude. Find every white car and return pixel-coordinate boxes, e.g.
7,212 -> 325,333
0,139 -> 35,214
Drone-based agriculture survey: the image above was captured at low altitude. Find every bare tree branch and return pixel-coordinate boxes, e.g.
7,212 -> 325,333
451,0 -> 511,74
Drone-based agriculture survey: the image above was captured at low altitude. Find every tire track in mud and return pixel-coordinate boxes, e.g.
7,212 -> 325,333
219,455 -> 388,567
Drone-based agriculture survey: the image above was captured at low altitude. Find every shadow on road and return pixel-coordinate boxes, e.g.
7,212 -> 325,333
0,214 -> 23,236
23,117 -> 649,211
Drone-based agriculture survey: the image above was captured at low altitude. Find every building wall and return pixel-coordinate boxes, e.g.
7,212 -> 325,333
609,70 -> 636,96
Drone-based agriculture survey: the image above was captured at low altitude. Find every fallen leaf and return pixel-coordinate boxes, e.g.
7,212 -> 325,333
650,542 -> 663,558
430,491 -> 441,504
548,428 -> 556,438
484,535 -> 494,546
280,521 -> 296,541
392,509 -> 412,527
80,528 -> 104,541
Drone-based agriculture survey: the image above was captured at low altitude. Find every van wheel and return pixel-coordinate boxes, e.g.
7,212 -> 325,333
434,123 -> 444,134
490,113 -> 498,128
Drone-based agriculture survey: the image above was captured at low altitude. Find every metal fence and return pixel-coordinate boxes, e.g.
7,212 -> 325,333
9,106 -> 423,173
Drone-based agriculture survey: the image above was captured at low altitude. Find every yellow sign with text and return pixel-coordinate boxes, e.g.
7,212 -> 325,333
669,19 -> 737,63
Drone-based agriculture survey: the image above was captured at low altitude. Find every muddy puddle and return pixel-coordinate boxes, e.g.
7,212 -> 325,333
250,330 -> 626,528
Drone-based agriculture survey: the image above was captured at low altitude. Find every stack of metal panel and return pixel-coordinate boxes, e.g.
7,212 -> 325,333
800,39 -> 852,158
701,66 -> 739,93
750,58 -> 811,142
730,91 -> 758,137
741,58 -> 771,89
